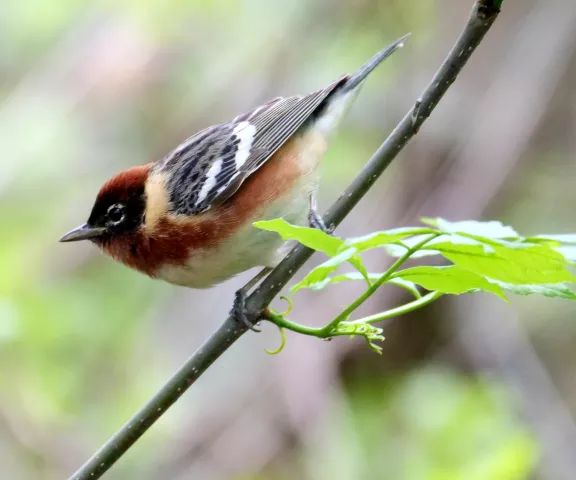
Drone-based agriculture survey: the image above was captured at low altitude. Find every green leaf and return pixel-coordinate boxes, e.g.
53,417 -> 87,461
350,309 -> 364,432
384,234 -> 488,258
422,217 -> 519,238
392,266 -> 507,300
534,235 -> 576,261
349,255 -> 370,285
292,271 -> 421,297
387,234 -> 576,283
535,234 -> 576,244
253,219 -> 344,257
388,278 -> 422,298
316,272 -> 375,290
344,227 -> 436,252
523,237 -> 560,246
489,281 -> 576,300
291,248 -> 357,293
430,242 -> 575,284
292,271 -> 366,291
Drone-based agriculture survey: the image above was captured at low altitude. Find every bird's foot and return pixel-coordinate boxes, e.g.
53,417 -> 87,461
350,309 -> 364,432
230,267 -> 272,332
308,190 -> 334,234
308,209 -> 335,235
231,289 -> 261,332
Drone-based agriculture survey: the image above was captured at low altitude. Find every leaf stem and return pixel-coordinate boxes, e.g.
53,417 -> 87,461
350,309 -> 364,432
350,291 -> 443,325
265,310 -> 328,337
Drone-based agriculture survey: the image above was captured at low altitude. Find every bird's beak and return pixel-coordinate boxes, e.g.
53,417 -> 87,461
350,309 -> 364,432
59,224 -> 105,242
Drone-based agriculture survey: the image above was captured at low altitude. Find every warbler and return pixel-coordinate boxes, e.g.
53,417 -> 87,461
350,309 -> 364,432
60,35 -> 408,326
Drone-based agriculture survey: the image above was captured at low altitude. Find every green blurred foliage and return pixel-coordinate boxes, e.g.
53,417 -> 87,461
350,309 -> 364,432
307,367 -> 537,480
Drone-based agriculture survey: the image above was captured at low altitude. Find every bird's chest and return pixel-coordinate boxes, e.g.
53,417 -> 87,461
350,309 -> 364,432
156,226 -> 278,288
155,179 -> 314,288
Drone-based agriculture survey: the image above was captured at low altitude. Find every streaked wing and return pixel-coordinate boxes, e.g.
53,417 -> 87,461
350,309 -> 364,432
158,76 -> 347,215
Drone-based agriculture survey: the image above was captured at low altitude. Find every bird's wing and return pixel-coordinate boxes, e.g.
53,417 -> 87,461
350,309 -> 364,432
159,76 -> 347,215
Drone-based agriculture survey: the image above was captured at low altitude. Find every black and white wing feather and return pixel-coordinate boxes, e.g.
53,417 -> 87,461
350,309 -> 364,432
158,77 -> 347,215
157,34 -> 409,216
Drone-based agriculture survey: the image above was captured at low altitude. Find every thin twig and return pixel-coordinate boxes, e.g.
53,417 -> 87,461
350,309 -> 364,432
69,1 -> 502,478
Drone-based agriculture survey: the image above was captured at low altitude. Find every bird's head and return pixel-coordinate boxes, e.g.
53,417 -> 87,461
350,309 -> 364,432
60,164 -> 151,246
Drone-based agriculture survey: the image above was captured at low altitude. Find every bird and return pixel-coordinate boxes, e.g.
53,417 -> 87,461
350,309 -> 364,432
60,34 -> 408,328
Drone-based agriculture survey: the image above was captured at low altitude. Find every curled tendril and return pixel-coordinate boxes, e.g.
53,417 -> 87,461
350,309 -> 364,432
278,296 -> 294,316
265,327 -> 287,355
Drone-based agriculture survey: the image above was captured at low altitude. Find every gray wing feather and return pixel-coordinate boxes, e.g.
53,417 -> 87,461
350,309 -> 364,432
159,76 -> 347,215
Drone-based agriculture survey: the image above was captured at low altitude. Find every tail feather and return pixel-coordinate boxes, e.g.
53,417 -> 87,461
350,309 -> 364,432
308,33 -> 410,138
343,33 -> 410,92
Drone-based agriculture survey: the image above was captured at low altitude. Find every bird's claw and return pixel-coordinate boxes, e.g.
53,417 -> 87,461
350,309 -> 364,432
308,210 -> 334,235
308,189 -> 334,234
232,289 -> 261,332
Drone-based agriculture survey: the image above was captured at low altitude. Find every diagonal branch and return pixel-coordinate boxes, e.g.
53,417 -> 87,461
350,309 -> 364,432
69,1 -> 502,478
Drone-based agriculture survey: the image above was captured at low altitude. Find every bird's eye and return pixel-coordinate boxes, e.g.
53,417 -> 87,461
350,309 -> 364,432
107,204 -> 125,224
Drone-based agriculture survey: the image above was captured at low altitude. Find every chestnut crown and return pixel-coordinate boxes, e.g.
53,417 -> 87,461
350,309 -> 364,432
60,165 -> 150,243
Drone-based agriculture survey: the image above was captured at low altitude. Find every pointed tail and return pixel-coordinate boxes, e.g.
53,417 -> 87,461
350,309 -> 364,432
342,33 -> 410,92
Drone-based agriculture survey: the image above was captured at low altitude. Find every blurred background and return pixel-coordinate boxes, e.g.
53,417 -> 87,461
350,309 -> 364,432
1,0 -> 576,478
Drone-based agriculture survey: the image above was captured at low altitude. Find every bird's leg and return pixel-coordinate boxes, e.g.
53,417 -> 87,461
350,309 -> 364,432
308,189 -> 334,234
233,189 -> 331,331
231,267 -> 272,332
